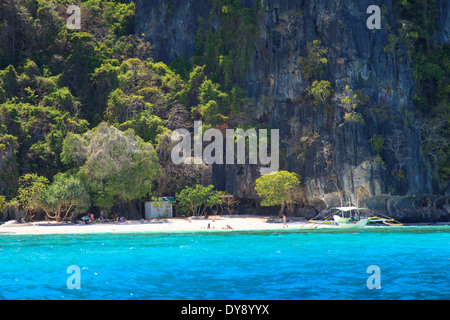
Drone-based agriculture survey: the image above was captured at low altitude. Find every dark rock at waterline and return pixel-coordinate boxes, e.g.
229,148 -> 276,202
296,205 -> 318,219
364,194 -> 450,223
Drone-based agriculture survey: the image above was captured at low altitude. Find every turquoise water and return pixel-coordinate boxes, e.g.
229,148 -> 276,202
0,226 -> 449,300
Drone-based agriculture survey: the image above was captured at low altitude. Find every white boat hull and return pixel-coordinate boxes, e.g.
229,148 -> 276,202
333,215 -> 369,228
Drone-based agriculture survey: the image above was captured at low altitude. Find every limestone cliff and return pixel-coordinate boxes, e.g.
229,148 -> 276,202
135,0 -> 447,219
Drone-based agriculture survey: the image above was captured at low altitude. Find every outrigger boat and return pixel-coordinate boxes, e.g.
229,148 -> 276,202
332,205 -> 370,228
308,200 -> 402,229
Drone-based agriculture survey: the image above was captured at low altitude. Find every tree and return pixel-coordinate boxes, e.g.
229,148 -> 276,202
105,88 -> 152,123
62,123 -> 160,211
0,65 -> 19,98
112,35 -> 154,62
337,85 -> 358,112
385,129 -> 410,169
39,174 -> 90,222
16,173 -> 49,221
118,112 -> 167,145
91,61 -> 120,122
413,115 -> 449,184
336,85 -> 365,125
176,184 -> 221,216
413,116 -> 448,163
0,194 -> 6,213
274,10 -> 303,39
309,80 -> 333,105
299,40 -> 328,79
368,133 -> 385,156
65,32 -> 103,87
102,1 -> 135,38
64,32 -> 108,121
255,170 -> 300,214
192,78 -> 230,126
220,194 -> 241,215
40,87 -> 81,115
185,65 -> 206,106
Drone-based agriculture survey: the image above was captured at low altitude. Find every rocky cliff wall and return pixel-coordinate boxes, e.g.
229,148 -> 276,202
135,0 -> 442,216
437,0 -> 450,45
135,0 -> 212,63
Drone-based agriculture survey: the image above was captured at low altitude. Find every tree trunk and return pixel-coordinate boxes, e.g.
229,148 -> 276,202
56,207 -> 62,222
138,200 -> 143,219
128,199 -> 134,219
45,209 -> 57,220
280,202 -> 285,216
62,203 -> 74,222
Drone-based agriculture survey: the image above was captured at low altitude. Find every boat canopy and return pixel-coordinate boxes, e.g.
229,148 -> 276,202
334,206 -> 366,211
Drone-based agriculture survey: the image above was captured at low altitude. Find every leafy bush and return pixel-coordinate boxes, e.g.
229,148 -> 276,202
193,78 -> 229,125
39,173 -> 91,222
16,173 -> 49,221
40,87 -> 81,115
343,111 -> 365,125
176,184 -> 221,217
0,194 -> 6,213
368,134 -> 385,156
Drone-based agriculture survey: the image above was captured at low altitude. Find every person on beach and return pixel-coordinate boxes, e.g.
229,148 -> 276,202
283,214 -> 288,228
222,225 -> 233,230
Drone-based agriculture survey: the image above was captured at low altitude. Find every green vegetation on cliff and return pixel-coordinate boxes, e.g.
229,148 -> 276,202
0,0 -> 243,220
392,0 -> 449,184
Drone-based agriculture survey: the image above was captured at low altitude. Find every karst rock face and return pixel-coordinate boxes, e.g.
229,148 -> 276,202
135,0 -> 448,219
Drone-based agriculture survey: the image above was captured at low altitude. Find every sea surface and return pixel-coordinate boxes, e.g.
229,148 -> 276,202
0,226 -> 449,300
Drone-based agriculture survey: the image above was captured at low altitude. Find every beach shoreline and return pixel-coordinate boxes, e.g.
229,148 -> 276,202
0,215 -> 309,235
1,215 -> 449,235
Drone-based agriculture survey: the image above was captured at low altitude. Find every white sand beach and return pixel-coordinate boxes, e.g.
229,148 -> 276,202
0,215 -> 323,235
